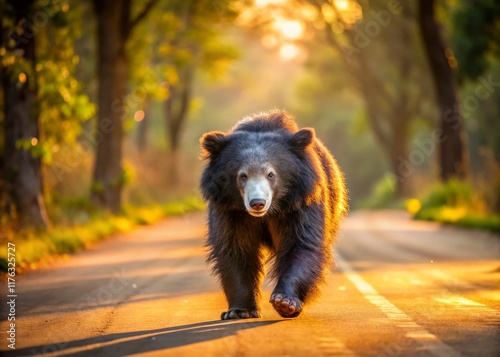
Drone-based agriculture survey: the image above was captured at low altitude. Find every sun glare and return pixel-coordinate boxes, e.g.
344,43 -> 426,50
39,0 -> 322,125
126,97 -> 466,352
279,43 -> 300,61
335,0 -> 349,10
255,0 -> 286,7
247,0 -> 312,61
320,0 -> 363,29
274,19 -> 304,40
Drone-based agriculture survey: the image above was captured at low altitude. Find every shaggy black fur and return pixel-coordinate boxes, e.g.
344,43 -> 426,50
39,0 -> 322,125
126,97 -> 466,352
200,110 -> 348,319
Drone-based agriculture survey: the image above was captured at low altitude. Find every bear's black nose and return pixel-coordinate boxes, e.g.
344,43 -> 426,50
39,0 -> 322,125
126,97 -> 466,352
250,199 -> 266,211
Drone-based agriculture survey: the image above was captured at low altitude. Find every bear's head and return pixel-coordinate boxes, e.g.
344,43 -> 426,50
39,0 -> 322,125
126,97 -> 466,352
200,128 -> 317,217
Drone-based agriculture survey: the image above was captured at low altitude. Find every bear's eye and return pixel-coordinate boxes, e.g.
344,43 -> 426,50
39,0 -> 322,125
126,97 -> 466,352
268,172 -> 275,179
239,173 -> 248,181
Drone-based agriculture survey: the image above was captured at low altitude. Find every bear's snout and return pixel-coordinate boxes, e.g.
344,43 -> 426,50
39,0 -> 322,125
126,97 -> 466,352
250,198 -> 266,211
243,176 -> 273,217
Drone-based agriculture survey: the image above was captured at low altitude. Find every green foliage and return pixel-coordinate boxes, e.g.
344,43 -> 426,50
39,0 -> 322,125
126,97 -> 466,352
356,175 -> 405,209
125,0 -> 240,127
415,207 -> 500,233
412,180 -> 500,232
416,180 -> 475,211
0,1 -> 95,166
15,138 -> 46,158
36,2 -> 96,164
450,1 -> 500,215
451,0 -> 500,81
115,162 -> 137,188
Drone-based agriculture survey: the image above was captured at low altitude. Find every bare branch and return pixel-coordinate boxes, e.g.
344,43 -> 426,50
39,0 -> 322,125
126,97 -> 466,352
129,0 -> 159,34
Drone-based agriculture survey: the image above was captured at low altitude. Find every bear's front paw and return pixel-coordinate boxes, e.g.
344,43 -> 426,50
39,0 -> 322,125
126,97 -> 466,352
221,308 -> 261,320
270,293 -> 303,318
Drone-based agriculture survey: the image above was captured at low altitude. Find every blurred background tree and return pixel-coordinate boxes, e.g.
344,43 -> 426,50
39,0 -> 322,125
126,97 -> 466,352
156,0 -> 239,184
90,0 -> 159,213
1,0 -> 93,229
451,0 -> 500,213
1,0 -> 50,229
305,0 -> 433,197
419,0 -> 468,182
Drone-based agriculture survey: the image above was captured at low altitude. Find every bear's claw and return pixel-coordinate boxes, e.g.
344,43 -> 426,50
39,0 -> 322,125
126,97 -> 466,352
270,293 -> 303,318
221,308 -> 261,320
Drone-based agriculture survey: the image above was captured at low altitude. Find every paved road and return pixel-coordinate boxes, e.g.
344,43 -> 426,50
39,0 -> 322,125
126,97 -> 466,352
1,210 -> 499,356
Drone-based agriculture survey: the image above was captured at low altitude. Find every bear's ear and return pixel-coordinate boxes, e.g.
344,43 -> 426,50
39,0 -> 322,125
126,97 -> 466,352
290,128 -> 315,151
200,131 -> 228,159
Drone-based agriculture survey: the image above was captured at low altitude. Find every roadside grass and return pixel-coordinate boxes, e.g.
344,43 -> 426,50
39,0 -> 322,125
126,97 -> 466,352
413,207 -> 500,232
357,175 -> 500,233
356,175 -> 406,210
0,196 -> 205,273
408,180 -> 500,233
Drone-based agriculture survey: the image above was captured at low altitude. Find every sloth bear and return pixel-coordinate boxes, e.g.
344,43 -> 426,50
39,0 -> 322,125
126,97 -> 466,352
200,110 -> 348,319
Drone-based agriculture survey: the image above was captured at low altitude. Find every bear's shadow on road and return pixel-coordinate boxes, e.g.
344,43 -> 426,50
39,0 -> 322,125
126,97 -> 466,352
13,319 -> 283,356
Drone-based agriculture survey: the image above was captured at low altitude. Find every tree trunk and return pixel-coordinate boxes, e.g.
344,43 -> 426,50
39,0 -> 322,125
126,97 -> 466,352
165,66 -> 194,154
164,66 -> 193,186
91,0 -> 128,213
2,0 -> 50,229
387,133 -> 410,197
418,0 -> 469,181
325,6 -> 414,198
91,0 -> 158,212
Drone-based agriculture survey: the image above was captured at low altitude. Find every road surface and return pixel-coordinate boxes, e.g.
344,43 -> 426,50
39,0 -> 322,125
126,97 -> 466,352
1,210 -> 499,356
